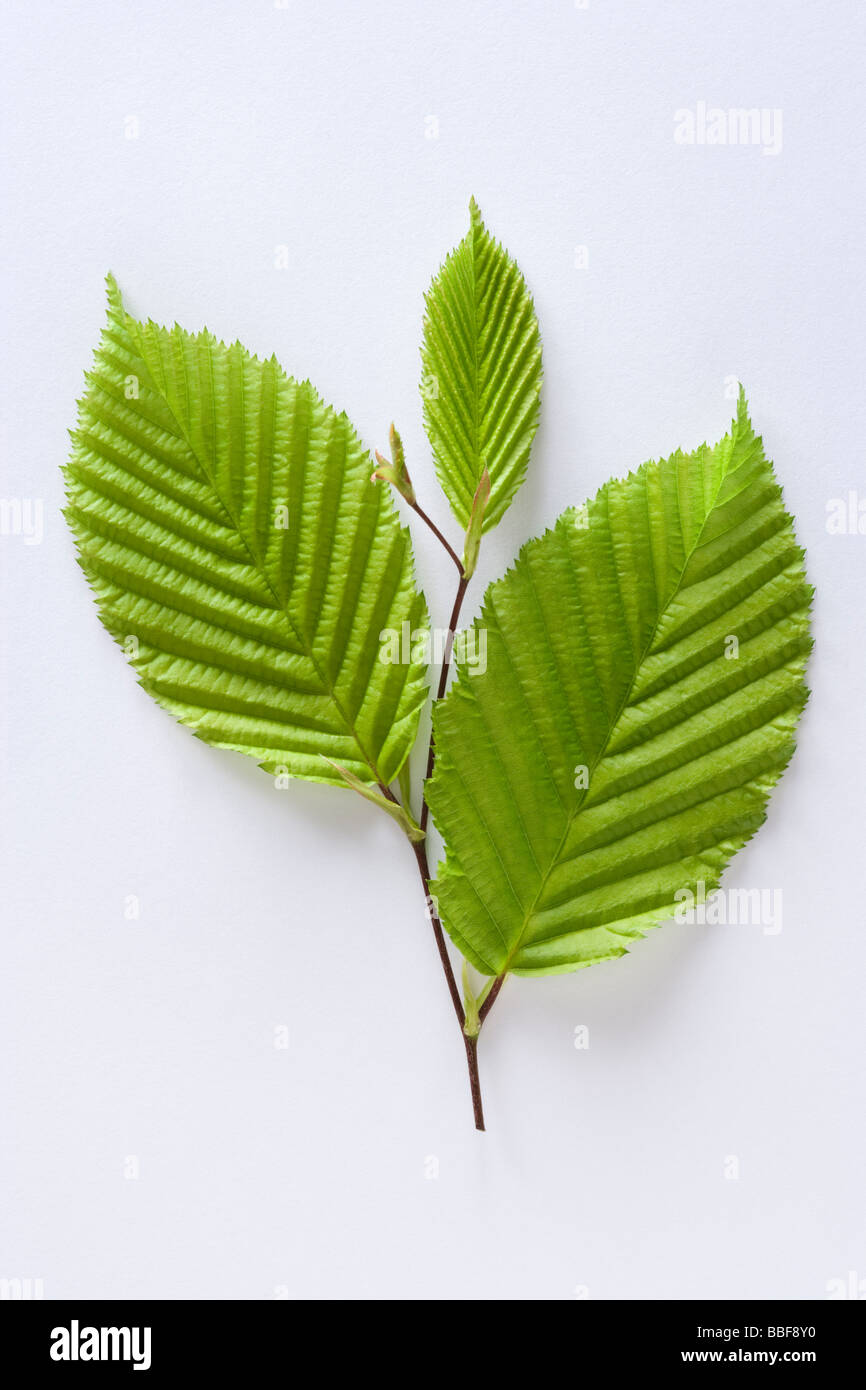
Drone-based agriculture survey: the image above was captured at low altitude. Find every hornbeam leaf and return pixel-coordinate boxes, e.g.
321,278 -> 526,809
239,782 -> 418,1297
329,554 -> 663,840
421,198 -> 542,534
427,394 -> 812,976
65,277 -> 429,789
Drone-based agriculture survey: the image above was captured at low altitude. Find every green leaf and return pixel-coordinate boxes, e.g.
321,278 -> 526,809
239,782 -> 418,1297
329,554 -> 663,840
427,394 -> 812,977
65,276 -> 429,789
421,197 -> 542,534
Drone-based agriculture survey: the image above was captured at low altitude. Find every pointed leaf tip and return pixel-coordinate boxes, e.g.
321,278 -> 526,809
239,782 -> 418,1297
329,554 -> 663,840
104,272 -> 123,314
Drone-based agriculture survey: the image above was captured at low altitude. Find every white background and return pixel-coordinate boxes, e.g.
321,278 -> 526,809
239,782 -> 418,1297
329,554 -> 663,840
2,0 -> 864,1300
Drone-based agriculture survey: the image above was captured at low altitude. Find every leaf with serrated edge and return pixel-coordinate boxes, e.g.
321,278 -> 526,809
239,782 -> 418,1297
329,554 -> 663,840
65,277 -> 429,789
427,394 -> 812,976
421,198 -> 542,534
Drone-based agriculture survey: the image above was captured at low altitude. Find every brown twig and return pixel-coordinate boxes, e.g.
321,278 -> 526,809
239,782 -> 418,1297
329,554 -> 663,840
408,499 -> 464,575
479,973 -> 505,1024
419,574 -> 469,834
380,489 -> 500,1130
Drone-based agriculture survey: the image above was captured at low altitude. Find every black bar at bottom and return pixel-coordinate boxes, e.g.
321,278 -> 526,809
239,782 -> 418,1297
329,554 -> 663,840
0,1297 -> 862,1375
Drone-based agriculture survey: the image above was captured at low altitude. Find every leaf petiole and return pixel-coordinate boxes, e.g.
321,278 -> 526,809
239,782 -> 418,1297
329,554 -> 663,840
462,960 -> 481,1038
323,759 -> 425,842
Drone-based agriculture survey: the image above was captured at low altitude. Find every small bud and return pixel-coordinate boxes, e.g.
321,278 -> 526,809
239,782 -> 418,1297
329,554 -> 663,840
370,423 -> 415,505
389,422 -> 406,476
